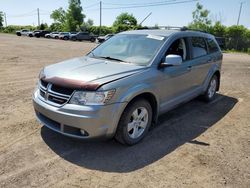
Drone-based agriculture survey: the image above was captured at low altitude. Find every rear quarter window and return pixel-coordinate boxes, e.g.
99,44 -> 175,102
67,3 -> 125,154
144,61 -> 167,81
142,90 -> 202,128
191,37 -> 208,58
206,38 -> 219,53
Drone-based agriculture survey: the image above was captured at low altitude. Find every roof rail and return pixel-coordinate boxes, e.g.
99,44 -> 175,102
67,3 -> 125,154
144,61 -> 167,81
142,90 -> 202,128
138,26 -> 208,33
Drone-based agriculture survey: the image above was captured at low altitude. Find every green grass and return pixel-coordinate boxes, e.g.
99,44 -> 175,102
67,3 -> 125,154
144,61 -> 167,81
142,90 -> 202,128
223,50 -> 250,55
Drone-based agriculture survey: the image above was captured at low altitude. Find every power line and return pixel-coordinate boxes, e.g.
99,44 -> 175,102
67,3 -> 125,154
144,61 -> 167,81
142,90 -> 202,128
103,0 -> 176,6
7,10 -> 37,18
103,0 -> 198,10
86,0 -> 198,11
83,2 -> 99,9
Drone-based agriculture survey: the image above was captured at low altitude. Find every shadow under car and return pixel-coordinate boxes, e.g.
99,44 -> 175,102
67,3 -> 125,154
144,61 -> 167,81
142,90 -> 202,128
41,94 -> 238,173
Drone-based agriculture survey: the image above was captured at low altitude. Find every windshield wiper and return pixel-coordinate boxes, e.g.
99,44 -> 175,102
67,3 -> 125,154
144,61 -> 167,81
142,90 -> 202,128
96,56 -> 125,62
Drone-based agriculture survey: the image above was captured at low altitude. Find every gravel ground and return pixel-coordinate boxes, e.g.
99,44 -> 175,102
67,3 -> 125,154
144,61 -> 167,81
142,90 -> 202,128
0,33 -> 249,188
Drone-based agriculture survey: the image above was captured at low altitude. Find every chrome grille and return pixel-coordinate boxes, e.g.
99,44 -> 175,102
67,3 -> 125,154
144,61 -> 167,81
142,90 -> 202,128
38,80 -> 74,106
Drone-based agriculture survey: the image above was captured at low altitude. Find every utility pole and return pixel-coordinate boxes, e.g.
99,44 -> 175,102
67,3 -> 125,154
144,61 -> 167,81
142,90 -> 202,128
99,1 -> 102,36
37,8 -> 40,27
4,12 -> 7,27
237,2 -> 243,25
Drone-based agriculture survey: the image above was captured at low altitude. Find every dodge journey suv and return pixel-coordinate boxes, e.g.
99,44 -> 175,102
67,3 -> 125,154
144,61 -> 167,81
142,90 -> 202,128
33,29 -> 222,145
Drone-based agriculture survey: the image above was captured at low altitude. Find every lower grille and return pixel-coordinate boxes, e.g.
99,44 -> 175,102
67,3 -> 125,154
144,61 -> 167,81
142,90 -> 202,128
36,111 -> 88,137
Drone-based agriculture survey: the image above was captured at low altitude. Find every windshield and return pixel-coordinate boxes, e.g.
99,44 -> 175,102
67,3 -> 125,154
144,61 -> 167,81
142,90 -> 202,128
89,34 -> 166,66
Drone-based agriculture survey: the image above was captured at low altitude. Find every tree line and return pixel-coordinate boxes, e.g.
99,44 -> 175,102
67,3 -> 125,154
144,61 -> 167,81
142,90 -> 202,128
0,1 -> 249,53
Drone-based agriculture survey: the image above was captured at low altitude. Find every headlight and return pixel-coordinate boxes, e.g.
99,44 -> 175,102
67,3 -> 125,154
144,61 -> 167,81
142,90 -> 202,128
69,89 -> 116,105
39,68 -> 45,79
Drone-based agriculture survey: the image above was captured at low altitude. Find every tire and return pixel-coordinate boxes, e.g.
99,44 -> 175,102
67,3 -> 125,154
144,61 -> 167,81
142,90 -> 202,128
202,75 -> 218,102
63,36 -> 69,40
71,37 -> 77,41
90,38 -> 95,42
115,99 -> 152,145
55,36 -> 59,39
16,33 -> 21,36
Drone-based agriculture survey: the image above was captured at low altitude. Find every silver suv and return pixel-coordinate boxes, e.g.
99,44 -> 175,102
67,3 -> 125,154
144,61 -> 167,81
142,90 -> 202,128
33,29 -> 222,145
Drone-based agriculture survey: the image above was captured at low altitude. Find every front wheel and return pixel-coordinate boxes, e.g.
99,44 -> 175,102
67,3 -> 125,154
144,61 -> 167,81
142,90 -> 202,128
115,99 -> 152,145
202,75 -> 218,102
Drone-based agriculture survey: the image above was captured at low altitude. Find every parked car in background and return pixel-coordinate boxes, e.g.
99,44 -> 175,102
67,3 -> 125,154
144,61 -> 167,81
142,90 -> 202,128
58,32 -> 77,40
33,29 -> 222,145
34,30 -> 50,38
70,32 -> 97,42
27,30 -> 40,37
16,29 -> 30,36
58,32 -> 70,40
45,32 -> 59,38
97,34 -> 114,43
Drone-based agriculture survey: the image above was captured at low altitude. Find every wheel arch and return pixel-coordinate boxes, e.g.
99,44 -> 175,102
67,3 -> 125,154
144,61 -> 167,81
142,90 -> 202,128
120,92 -> 159,128
213,70 -> 220,91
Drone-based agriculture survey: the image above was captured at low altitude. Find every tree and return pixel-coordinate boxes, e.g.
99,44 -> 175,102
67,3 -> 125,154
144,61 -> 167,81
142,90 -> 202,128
50,8 -> 66,24
49,23 -> 63,32
112,13 -> 137,33
189,3 -> 212,31
113,13 -> 137,27
210,21 -> 226,37
65,0 -> 85,31
226,25 -> 248,51
0,11 -> 4,28
86,19 -> 94,27
38,23 -> 49,30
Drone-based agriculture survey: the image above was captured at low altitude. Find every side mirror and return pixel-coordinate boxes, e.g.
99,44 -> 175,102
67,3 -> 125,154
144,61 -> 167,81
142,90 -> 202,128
160,54 -> 182,67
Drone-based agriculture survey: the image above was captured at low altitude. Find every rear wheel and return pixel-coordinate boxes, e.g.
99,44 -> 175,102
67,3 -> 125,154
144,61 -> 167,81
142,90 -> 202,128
63,36 -> 69,40
115,99 -> 152,145
55,36 -> 59,39
202,75 -> 218,102
90,37 -> 95,42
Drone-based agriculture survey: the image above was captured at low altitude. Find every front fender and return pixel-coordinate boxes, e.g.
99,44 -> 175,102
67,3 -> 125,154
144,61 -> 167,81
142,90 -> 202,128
118,83 -> 156,103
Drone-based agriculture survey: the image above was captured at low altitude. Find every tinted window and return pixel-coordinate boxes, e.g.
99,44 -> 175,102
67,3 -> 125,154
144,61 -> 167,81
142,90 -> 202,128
165,38 -> 188,61
191,37 -> 208,58
206,38 -> 219,53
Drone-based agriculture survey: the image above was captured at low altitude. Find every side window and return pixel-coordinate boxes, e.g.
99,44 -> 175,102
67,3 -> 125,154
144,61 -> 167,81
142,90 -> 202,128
191,37 -> 208,58
206,38 -> 219,53
165,38 -> 188,61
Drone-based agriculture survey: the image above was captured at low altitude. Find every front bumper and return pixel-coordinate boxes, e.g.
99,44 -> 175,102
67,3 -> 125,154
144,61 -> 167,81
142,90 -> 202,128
33,90 -> 127,140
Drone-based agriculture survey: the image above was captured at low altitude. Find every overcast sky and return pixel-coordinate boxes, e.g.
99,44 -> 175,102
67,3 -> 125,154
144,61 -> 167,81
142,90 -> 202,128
0,0 -> 249,28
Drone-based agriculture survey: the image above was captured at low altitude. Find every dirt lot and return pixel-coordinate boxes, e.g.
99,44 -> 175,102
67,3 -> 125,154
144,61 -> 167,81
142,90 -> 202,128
0,33 -> 249,188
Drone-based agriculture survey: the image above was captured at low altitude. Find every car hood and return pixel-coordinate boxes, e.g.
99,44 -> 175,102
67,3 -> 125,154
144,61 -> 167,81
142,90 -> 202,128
42,56 -> 147,90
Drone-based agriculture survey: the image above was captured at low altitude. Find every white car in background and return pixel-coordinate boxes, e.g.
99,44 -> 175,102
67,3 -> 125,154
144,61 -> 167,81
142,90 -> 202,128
16,29 -> 30,36
45,32 -> 60,39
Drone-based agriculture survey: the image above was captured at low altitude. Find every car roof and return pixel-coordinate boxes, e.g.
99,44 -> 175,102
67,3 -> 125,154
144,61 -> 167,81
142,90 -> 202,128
120,29 -> 215,39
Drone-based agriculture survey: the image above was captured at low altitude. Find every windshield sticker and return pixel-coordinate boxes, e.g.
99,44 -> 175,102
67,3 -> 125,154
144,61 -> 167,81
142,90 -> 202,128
146,35 -> 164,41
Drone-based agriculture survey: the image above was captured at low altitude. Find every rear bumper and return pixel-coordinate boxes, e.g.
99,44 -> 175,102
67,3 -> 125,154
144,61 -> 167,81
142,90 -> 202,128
33,90 -> 127,140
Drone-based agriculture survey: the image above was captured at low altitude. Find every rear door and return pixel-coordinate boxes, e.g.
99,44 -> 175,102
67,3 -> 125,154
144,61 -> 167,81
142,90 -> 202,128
187,36 -> 211,87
